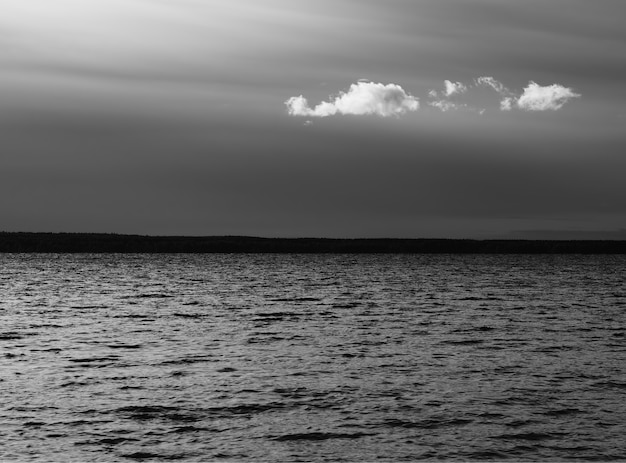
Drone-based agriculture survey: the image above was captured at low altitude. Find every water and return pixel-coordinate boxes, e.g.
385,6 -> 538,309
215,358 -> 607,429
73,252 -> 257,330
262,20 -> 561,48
1,253 -> 625,461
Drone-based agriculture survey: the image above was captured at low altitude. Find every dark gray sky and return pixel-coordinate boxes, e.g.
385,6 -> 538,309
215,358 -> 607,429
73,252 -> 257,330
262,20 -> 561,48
2,0 -> 625,238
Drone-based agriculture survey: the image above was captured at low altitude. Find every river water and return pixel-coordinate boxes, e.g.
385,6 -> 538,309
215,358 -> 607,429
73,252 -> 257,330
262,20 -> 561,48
1,254 -> 625,461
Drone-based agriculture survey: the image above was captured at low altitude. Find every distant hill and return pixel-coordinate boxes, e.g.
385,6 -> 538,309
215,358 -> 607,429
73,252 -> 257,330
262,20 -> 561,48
1,232 -> 625,253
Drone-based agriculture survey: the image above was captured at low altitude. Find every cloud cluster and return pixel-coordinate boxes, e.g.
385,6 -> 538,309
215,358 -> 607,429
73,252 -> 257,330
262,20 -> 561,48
428,77 -> 491,114
428,76 -> 580,113
285,81 -> 419,118
286,78 -> 580,119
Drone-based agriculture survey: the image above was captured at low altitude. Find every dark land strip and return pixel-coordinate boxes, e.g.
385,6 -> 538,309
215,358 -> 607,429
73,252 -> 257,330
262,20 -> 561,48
1,232 -> 626,253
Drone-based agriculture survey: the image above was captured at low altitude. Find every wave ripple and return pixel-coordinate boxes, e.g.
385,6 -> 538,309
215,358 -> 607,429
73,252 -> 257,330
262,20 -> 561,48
1,254 -> 626,461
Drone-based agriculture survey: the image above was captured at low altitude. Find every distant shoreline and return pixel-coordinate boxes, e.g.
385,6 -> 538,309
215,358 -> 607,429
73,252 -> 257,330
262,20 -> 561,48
1,232 -> 626,253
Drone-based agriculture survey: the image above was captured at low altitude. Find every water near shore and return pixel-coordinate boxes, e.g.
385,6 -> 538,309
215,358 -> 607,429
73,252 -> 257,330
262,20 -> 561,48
1,254 -> 625,461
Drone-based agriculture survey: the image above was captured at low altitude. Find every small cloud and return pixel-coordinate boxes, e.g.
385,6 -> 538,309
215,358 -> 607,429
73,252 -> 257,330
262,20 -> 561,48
500,97 -> 514,111
303,120 -> 313,126
285,96 -> 311,117
285,82 -> 419,118
429,100 -> 461,112
516,81 -> 581,111
475,76 -> 509,95
444,80 -> 467,97
427,80 -> 468,112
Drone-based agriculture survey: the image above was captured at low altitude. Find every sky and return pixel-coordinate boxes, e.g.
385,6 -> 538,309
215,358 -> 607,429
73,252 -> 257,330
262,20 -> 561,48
1,0 -> 625,238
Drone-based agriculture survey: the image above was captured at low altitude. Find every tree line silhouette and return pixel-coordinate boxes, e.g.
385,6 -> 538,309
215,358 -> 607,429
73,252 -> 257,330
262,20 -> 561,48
1,232 -> 625,253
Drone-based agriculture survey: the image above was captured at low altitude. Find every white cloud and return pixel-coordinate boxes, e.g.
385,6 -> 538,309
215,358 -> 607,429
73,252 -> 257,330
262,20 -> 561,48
444,80 -> 467,97
500,97 -> 514,111
288,78 -> 581,117
429,100 -> 461,112
285,81 -> 419,118
475,78 -> 580,111
475,76 -> 509,95
426,80 -> 468,112
285,95 -> 311,116
516,81 -> 580,111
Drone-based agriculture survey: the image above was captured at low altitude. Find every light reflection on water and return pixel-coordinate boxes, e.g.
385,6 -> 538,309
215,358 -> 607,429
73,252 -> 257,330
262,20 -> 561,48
1,254 -> 626,461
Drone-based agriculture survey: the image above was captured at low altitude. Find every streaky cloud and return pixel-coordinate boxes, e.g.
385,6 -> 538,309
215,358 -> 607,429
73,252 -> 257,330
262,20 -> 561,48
516,81 -> 581,111
475,76 -> 510,95
429,100 -> 461,112
285,81 -> 419,118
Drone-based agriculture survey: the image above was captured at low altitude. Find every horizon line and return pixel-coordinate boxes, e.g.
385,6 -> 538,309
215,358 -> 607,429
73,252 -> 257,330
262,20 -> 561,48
2,231 -> 626,242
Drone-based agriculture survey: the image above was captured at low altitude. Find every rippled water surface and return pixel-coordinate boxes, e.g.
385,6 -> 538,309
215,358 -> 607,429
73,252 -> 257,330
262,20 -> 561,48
1,254 -> 626,461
